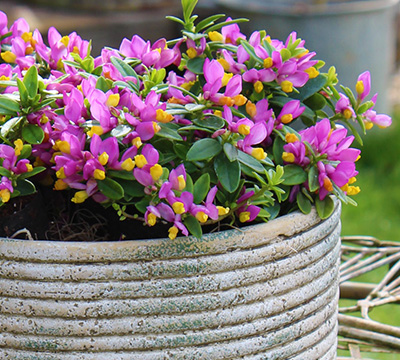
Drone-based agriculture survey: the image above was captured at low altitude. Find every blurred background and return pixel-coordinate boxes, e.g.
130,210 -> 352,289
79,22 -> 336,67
1,0 -> 400,358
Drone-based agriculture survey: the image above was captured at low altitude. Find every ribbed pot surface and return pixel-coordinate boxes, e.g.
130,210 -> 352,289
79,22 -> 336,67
0,201 -> 341,359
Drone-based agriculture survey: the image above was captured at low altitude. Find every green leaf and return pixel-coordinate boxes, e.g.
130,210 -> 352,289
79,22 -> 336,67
183,214 -> 203,239
308,166 -> 319,192
297,191 -> 312,214
193,173 -> 210,203
165,15 -> 185,26
135,198 -> 150,214
18,166 -> 46,180
282,165 -> 308,185
238,150 -> 264,173
107,170 -> 135,180
96,76 -> 111,92
272,133 -> 285,165
315,196 -> 335,219
196,14 -> 226,32
117,179 -> 145,198
0,167 -> 11,177
185,173 -> 194,193
21,124 -> 45,144
110,56 -> 139,80
17,78 -> 29,106
157,123 -> 183,141
304,92 -> 327,111
14,179 -> 36,196
214,152 -> 241,193
186,138 -> 222,161
192,115 -> 224,130
223,143 -> 238,162
0,96 -> 20,115
182,0 -> 198,23
186,57 -> 205,75
23,66 -> 38,99
96,177 -> 124,200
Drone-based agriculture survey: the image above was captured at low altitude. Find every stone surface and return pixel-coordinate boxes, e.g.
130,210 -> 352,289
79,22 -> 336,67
0,202 -> 341,359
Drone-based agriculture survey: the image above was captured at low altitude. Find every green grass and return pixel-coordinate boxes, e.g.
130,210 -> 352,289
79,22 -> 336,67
339,112 -> 400,359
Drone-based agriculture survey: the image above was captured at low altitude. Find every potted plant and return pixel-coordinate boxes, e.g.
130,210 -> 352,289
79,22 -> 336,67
0,0 -> 392,358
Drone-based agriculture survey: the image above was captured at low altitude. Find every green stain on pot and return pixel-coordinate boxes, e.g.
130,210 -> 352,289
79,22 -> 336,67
25,339 -> 60,350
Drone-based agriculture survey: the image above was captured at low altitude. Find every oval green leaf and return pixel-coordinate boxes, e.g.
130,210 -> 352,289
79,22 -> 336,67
186,138 -> 222,161
96,177 -> 124,200
315,196 -> 335,219
237,150 -> 264,173
193,173 -> 210,204
214,153 -> 241,193
22,124 -> 45,144
282,165 -> 308,185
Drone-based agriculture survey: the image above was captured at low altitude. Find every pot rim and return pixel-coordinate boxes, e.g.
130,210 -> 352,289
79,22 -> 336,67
0,199 -> 341,262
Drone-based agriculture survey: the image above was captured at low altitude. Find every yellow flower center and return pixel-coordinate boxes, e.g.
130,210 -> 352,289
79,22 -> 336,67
251,147 -> 267,160
238,124 -> 251,136
282,152 -> 295,163
239,211 -> 251,223
356,80 -> 364,95
106,93 -> 120,107
121,158 -> 135,171
71,190 -> 89,204
305,67 -> 319,79
87,126 -> 104,137
343,108 -> 353,119
263,57 -> 273,68
150,164 -> 163,181
254,81 -> 264,93
177,175 -> 186,191
14,139 -> 23,156
98,152 -> 109,166
281,80 -> 293,93
365,121 -> 374,130
246,101 -> 257,118
131,137 -> 142,149
186,47 -> 197,59
208,31 -> 224,42
57,140 -> 71,154
93,169 -> 105,180
1,51 -> 17,63
134,154 -> 147,168
172,201 -> 185,214
217,58 -> 230,71
156,109 -> 174,123
281,114 -> 294,124
147,213 -> 157,226
217,206 -> 230,216
56,167 -> 66,179
285,133 -> 299,143
168,226 -> 179,240
221,73 -> 233,87
195,211 -> 208,223
0,189 -> 11,203
233,94 -> 247,106
54,179 -> 68,191
60,36 -> 70,47
153,121 -> 161,134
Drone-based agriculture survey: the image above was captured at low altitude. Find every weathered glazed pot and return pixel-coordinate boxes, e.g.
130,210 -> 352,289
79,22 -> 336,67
0,200 -> 341,359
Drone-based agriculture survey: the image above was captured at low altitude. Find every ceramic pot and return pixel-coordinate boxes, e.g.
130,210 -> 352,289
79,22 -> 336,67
0,201 -> 341,359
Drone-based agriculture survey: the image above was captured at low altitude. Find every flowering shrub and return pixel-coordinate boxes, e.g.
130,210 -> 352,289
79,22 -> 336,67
0,0 -> 392,240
